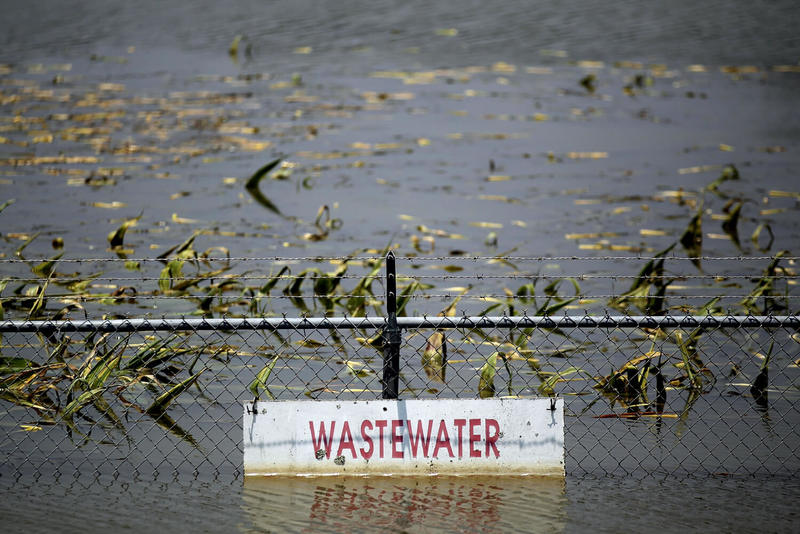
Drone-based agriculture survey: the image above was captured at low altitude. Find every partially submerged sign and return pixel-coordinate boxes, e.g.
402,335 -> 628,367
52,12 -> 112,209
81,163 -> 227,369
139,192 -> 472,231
244,398 -> 564,476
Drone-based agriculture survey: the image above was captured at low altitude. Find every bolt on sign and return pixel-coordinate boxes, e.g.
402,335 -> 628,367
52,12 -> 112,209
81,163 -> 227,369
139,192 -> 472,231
244,398 -> 564,476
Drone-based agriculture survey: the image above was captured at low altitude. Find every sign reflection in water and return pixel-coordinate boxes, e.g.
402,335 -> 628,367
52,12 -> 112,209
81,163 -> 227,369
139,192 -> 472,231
243,476 -> 566,533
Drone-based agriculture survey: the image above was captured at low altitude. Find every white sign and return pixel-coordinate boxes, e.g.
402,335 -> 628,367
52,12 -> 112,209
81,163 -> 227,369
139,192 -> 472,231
244,398 -> 564,476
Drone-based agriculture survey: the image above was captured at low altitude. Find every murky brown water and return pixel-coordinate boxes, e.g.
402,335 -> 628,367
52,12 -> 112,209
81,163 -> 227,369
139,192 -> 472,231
2,0 -> 800,531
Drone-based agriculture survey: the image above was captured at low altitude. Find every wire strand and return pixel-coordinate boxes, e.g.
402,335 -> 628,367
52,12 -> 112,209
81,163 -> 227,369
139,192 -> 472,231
0,254 -> 797,264
0,256 -> 381,264
1,293 -> 796,301
3,273 -> 796,283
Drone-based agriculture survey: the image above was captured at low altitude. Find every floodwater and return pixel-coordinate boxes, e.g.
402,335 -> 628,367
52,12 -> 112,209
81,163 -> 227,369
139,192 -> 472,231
1,0 -> 799,297
2,473 -> 799,533
2,0 -> 800,532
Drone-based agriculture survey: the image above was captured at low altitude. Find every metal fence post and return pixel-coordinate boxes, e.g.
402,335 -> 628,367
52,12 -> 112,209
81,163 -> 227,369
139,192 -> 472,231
382,251 -> 401,399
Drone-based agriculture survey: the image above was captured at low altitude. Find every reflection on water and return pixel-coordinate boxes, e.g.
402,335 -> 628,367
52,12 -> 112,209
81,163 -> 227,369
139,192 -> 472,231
2,472 -> 798,533
242,476 -> 566,533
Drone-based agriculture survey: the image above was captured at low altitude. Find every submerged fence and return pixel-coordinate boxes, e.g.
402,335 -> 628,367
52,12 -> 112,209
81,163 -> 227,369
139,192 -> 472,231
1,252 -> 799,479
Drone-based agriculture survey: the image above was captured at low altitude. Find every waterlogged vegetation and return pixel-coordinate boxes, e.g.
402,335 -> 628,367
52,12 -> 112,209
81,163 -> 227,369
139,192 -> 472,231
1,180 -> 798,436
0,330 -> 208,445
1,47 -> 799,445
406,166 -> 799,419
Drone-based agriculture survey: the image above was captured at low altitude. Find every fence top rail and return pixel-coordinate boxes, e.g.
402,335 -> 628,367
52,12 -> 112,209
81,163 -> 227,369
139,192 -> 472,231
2,314 -> 798,333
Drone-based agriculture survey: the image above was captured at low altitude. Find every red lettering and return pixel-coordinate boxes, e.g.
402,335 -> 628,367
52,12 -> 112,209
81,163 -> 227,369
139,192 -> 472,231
485,419 -> 500,458
375,420 -> 388,458
391,419 -> 404,458
469,418 -> 482,458
432,419 -> 454,458
337,421 -> 357,458
453,419 -> 466,458
309,421 -> 335,459
360,420 -> 374,459
406,419 -> 433,458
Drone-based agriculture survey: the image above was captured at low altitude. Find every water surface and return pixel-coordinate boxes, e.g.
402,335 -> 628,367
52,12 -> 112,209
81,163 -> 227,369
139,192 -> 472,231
2,1 -> 800,532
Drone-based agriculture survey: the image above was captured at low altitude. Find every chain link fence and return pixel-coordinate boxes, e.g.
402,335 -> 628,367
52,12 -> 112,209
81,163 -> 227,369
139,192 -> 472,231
1,253 -> 799,480
2,314 -> 799,480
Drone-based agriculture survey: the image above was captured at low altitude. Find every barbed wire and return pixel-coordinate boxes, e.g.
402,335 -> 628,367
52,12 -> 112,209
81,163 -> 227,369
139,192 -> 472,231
0,254 -> 797,265
386,293 -> 798,300
400,293 -> 800,301
0,293 -> 377,301
3,274 -> 389,283
396,273 -> 798,281
0,256 -> 381,264
398,255 -> 800,262
1,292 -> 796,301
2,273 -> 797,284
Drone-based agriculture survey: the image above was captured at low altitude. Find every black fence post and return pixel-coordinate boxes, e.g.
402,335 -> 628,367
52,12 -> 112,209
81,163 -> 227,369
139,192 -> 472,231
382,251 -> 401,399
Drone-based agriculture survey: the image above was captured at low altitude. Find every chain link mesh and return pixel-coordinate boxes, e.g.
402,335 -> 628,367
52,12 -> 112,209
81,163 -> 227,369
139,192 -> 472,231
395,315 -> 800,476
2,314 -> 798,480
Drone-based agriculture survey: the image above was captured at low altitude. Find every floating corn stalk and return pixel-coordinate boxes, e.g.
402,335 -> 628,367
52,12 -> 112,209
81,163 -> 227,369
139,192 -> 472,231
750,341 -> 773,405
721,201 -> 743,248
478,352 -> 497,398
249,355 -> 279,401
146,369 -> 205,416
680,205 -> 703,270
706,164 -> 739,192
422,331 -> 446,382
244,158 -> 283,215
107,214 -> 141,249
609,244 -> 675,314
